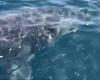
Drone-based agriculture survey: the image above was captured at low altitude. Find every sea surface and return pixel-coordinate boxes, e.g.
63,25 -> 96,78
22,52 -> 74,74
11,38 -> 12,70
0,0 -> 100,80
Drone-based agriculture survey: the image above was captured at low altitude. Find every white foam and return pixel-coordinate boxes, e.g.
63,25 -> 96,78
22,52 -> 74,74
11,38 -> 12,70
48,0 -> 66,5
0,55 -> 3,58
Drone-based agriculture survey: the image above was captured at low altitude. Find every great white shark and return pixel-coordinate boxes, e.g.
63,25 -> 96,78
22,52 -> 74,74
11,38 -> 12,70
0,6 -> 94,80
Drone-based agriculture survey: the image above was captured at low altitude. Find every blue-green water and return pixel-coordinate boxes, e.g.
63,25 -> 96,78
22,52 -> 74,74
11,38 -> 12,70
32,31 -> 100,80
0,0 -> 100,80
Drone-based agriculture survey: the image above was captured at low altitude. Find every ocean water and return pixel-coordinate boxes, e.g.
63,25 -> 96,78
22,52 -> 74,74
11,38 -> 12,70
0,0 -> 100,80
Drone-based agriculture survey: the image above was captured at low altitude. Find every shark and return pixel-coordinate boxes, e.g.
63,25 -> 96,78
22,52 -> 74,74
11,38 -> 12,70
0,6 -> 94,80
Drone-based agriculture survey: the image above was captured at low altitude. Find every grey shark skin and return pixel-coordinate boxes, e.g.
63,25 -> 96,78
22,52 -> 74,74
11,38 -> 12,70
0,7 -> 65,80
